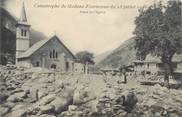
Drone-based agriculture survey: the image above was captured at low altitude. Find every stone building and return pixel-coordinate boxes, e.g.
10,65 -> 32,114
0,6 -> 45,65
17,35 -> 77,72
133,54 -> 182,76
74,62 -> 85,73
15,2 -> 79,72
1,2 -> 90,73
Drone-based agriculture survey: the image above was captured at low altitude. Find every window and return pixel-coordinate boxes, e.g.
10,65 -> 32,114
66,62 -> 69,71
21,29 -> 27,37
21,29 -> 24,36
50,52 -> 52,58
51,64 -> 56,69
24,30 -> 27,36
56,52 -> 58,58
53,49 -> 55,58
50,49 -> 58,59
36,61 -> 40,67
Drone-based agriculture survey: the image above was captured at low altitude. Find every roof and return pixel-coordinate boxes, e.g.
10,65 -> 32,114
20,2 -> 27,22
133,60 -> 161,63
133,54 -> 182,63
17,35 -> 76,59
16,2 -> 30,26
145,54 -> 161,63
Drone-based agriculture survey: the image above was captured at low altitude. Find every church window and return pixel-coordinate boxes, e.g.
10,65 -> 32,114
21,29 -> 24,36
66,62 -> 69,71
50,52 -> 52,58
56,52 -> 58,58
53,49 -> 55,58
24,30 -> 27,36
21,29 -> 27,37
50,50 -> 58,59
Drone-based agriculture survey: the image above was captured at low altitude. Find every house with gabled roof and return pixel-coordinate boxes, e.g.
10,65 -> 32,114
16,2 -> 78,72
133,54 -> 182,76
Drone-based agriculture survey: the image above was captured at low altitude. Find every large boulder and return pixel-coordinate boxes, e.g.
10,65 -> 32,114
50,97 -> 72,114
60,105 -> 83,117
7,92 -> 28,102
36,94 -> 56,106
60,111 -> 83,117
122,91 -> 138,112
6,109 -> 26,117
39,105 -> 55,115
0,106 -> 11,116
73,86 -> 96,105
38,114 -> 56,117
47,86 -> 74,114
68,105 -> 77,112
6,104 -> 27,117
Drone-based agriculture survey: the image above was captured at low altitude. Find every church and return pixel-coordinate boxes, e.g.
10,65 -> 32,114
16,2 -> 85,73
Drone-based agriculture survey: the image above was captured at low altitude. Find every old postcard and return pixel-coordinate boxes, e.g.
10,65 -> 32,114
0,0 -> 182,117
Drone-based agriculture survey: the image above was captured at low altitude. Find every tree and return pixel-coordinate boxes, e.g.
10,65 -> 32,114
76,51 -> 95,65
134,1 -> 182,87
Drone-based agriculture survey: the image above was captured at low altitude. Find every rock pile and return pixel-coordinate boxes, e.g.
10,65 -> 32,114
0,66 -> 73,117
95,91 -> 137,117
0,65 -> 182,117
0,65 -> 30,96
60,105 -> 83,117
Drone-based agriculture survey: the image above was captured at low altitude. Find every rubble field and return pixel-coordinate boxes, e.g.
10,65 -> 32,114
0,65 -> 182,117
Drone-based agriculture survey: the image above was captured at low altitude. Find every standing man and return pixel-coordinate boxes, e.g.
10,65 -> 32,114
122,65 -> 127,84
119,65 -> 127,84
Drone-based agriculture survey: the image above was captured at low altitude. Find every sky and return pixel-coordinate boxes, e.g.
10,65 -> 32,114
3,0 -> 159,56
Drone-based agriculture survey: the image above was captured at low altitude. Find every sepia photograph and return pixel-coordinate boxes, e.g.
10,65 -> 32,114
0,0 -> 182,117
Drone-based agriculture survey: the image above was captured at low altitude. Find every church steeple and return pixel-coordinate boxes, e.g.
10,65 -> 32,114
16,1 -> 31,63
20,2 -> 27,22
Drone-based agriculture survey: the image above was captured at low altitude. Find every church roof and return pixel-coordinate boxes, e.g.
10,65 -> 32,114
17,35 -> 76,59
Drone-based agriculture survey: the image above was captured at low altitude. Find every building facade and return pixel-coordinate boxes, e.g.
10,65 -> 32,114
15,2 -> 87,73
133,60 -> 182,76
17,36 -> 76,72
74,62 -> 85,73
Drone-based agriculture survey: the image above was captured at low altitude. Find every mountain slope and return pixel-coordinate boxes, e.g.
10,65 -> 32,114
97,38 -> 137,68
97,37 -> 182,69
94,50 -> 113,64
30,29 -> 47,46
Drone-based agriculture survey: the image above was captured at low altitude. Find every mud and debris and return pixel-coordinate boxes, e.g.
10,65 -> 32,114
0,65 -> 182,117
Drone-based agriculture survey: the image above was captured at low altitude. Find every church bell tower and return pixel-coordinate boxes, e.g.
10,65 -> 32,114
16,1 -> 30,61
